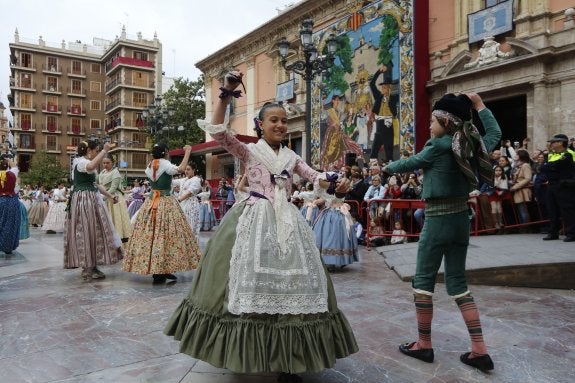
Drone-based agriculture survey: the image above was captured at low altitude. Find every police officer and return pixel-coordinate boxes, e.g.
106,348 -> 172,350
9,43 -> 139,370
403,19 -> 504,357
541,134 -> 575,242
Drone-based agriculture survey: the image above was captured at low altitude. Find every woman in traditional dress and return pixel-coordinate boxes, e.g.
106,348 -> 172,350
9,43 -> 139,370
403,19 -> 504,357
28,185 -> 47,227
43,183 -> 68,234
127,179 -> 145,218
122,144 -> 201,284
177,163 -> 202,238
164,72 -> 358,383
99,155 -> 132,242
198,182 -> 216,231
0,157 -> 21,254
64,140 -> 123,282
298,183 -> 319,226
313,193 -> 359,270
21,185 -> 33,211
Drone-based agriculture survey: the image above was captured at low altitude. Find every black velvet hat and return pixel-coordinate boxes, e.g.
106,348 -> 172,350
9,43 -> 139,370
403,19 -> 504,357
432,93 -> 473,121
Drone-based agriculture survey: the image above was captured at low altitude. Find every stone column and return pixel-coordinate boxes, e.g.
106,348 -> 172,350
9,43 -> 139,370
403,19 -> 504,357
246,58 -> 256,136
532,81 -> 549,146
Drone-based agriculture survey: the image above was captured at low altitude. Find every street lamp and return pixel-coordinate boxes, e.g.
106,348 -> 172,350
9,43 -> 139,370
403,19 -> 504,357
278,19 -> 337,164
161,125 -> 185,142
142,95 -> 174,139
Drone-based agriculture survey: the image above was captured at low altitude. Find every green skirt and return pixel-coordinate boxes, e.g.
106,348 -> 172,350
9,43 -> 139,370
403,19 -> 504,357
164,201 -> 358,373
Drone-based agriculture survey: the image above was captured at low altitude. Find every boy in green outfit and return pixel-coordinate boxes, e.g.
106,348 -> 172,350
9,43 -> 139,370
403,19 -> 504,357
384,92 -> 501,372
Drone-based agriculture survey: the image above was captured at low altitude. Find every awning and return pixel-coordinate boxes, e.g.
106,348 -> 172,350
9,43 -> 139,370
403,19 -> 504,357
169,134 -> 259,157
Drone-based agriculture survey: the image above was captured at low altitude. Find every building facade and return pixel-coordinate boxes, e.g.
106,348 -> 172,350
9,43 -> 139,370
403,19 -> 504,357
8,27 -> 162,177
428,0 -> 575,150
195,0 -> 429,178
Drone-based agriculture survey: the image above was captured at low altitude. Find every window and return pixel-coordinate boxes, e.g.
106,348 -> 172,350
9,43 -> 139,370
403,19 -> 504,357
71,79 -> 82,93
132,153 -> 148,168
46,135 -> 57,150
21,94 -> 32,108
133,132 -> 147,147
70,136 -> 81,147
71,60 -> 82,74
20,133 -> 34,149
90,81 -> 101,92
71,118 -> 81,134
47,95 -> 58,110
90,100 -> 101,110
21,52 -> 32,68
46,116 -> 57,132
132,92 -> 148,107
90,119 -> 101,130
47,76 -> 58,91
133,71 -> 147,87
134,112 -> 144,128
20,114 -> 32,130
47,56 -> 58,71
20,72 -> 32,88
91,63 -> 100,73
133,51 -> 148,61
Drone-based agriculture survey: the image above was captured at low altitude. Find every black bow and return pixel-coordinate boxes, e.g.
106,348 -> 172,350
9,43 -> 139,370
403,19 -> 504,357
219,87 -> 242,99
326,173 -> 339,195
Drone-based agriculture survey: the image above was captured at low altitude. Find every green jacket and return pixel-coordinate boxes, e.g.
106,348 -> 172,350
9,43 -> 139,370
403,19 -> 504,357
386,108 -> 501,200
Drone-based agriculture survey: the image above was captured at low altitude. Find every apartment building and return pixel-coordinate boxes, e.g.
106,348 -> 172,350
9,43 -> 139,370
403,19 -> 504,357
8,27 -> 162,177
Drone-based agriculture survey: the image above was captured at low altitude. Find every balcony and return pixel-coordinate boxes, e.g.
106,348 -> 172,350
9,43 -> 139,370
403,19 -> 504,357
18,143 -> 36,152
67,125 -> 86,135
42,103 -> 62,114
10,77 -> 36,92
11,103 -> 37,112
41,143 -> 62,153
67,68 -> 87,78
12,122 -> 37,132
42,124 -> 63,134
42,64 -> 63,75
105,78 -> 155,94
106,56 -> 154,74
67,87 -> 87,97
10,60 -> 36,72
42,84 -> 62,95
105,99 -> 121,113
67,106 -> 86,116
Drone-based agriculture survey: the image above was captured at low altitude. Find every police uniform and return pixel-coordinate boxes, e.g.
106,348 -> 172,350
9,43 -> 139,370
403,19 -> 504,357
541,134 -> 575,242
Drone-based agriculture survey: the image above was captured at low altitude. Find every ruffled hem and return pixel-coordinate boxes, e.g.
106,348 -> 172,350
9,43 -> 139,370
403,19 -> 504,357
164,299 -> 359,374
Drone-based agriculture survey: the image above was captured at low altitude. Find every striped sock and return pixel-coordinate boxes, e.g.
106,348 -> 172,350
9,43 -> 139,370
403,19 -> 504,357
456,295 -> 488,356
413,294 -> 433,349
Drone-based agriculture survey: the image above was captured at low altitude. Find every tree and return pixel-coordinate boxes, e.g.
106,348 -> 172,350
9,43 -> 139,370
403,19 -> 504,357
377,15 -> 399,66
153,76 -> 206,150
323,34 -> 354,96
19,150 -> 69,188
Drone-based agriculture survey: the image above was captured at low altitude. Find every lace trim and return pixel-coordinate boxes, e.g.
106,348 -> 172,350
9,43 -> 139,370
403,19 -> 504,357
228,201 -> 328,315
196,119 -> 229,135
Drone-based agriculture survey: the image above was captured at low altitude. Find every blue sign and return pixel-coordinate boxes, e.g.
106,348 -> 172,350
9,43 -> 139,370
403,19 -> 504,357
119,161 -> 128,168
276,80 -> 294,102
468,0 -> 514,44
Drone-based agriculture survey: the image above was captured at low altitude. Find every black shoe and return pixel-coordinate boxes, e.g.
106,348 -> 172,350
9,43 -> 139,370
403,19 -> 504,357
152,274 -> 166,283
163,273 -> 177,280
542,235 -> 559,240
563,237 -> 575,242
46,230 -> 56,234
398,342 -> 434,363
278,373 -> 302,383
460,352 -> 494,372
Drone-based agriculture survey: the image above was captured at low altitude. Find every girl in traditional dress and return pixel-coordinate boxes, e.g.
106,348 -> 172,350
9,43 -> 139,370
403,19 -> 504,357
127,179 -> 145,218
298,183 -> 319,226
177,163 -> 202,238
0,157 -> 21,254
99,155 -> 132,242
64,140 -> 123,282
43,183 -> 68,234
21,185 -> 33,211
122,144 -> 201,284
198,183 -> 216,231
28,185 -> 47,227
164,72 -> 358,383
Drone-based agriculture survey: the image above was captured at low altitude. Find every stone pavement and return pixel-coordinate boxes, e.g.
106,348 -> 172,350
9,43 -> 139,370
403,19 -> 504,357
0,228 -> 573,383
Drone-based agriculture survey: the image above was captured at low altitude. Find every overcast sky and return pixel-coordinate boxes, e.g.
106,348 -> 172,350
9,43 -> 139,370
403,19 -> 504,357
1,0 -> 300,118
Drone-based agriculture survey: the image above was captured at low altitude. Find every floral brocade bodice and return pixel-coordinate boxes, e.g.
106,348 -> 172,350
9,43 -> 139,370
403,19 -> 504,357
210,130 -> 320,205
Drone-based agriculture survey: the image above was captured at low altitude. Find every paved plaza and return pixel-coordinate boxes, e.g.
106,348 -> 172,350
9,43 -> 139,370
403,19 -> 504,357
0,228 -> 573,383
